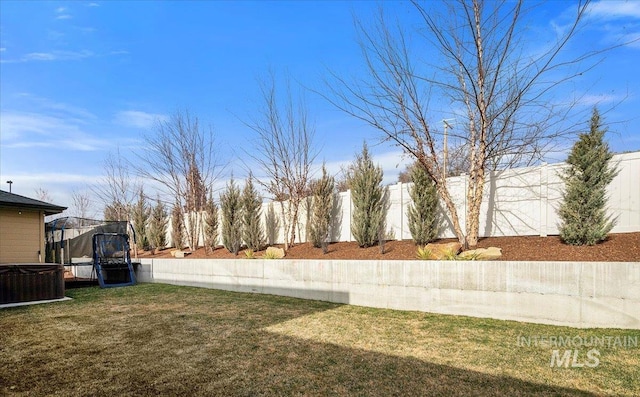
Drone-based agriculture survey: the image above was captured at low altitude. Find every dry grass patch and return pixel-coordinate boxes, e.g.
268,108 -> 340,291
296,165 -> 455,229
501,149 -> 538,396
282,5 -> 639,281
1,284 -> 638,396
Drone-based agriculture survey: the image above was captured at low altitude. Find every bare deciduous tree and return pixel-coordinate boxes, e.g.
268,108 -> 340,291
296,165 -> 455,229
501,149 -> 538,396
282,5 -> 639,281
335,164 -> 353,193
93,148 -> 138,221
34,188 -> 53,203
325,0 -> 594,248
71,190 -> 93,224
135,110 -> 223,251
244,72 -> 317,250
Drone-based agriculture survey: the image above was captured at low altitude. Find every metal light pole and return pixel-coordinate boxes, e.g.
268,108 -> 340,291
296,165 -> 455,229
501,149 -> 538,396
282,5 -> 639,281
442,119 -> 455,179
6,180 -> 13,193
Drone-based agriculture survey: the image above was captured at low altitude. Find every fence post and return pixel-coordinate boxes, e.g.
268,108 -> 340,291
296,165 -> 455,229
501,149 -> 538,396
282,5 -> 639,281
461,173 -> 467,233
398,181 -> 404,240
345,190 -> 353,242
540,163 -> 548,237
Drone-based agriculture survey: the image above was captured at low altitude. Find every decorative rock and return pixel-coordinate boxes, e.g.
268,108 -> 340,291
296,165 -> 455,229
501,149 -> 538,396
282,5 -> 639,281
170,249 -> 190,258
424,242 -> 462,260
459,246 -> 502,260
265,246 -> 285,259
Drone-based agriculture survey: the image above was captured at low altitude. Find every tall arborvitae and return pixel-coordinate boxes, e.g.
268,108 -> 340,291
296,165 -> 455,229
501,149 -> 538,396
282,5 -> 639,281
220,178 -> 243,255
309,165 -> 335,249
148,196 -> 168,251
349,143 -> 387,248
185,160 -> 207,212
265,202 -> 280,246
170,201 -> 185,249
104,202 -> 128,221
558,107 -> 618,245
132,189 -> 150,250
203,191 -> 219,254
184,160 -> 207,251
407,163 -> 439,245
242,176 -> 265,251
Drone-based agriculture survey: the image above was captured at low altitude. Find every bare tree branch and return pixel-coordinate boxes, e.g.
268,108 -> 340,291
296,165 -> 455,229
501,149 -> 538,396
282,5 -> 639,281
70,190 -> 93,224
322,0 -> 597,248
133,110 -> 224,251
242,71 -> 318,249
92,147 -> 139,221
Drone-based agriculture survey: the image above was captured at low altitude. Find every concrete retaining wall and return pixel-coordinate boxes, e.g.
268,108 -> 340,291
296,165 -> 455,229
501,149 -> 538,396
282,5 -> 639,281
137,259 -> 640,329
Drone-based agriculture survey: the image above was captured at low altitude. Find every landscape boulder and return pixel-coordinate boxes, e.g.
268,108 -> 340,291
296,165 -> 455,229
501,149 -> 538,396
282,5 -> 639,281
424,242 -> 462,260
170,249 -> 190,258
459,246 -> 502,260
265,246 -> 285,259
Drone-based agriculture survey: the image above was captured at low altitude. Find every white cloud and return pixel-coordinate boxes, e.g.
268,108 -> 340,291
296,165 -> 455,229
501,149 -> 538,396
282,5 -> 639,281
4,141 -> 55,149
628,32 -> 640,48
0,110 -> 108,151
11,93 -> 97,121
114,110 -> 168,129
1,50 -> 95,63
577,93 -> 627,107
582,1 -> 640,49
0,48 -> 6,52
589,1 -> 640,19
54,6 -> 72,20
27,50 -> 93,61
0,112 -> 60,140
321,149 -> 412,186
88,3 -> 100,7
546,1 -> 640,53
23,52 -> 57,61
21,94 -> 97,121
0,171 -> 102,209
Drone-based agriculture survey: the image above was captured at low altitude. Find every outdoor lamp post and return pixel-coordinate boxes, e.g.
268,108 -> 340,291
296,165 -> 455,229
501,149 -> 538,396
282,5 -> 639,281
6,180 -> 13,193
442,119 -> 455,179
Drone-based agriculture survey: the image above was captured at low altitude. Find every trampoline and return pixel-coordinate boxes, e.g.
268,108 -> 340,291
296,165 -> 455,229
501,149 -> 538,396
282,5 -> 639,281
92,233 -> 137,288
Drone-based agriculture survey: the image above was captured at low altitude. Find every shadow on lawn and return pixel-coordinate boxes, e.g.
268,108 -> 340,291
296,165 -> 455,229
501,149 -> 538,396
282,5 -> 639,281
0,284 -> 602,396
216,332 -> 598,397
157,280 -> 351,305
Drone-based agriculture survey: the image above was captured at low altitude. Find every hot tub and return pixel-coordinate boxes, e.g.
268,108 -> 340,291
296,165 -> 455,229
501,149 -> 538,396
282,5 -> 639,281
0,264 -> 65,304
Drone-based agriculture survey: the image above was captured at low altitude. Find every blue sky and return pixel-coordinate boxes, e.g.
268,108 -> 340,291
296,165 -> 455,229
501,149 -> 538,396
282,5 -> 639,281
1,0 -> 639,216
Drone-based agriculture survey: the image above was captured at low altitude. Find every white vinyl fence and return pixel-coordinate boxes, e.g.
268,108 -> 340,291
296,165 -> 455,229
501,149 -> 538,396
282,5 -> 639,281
173,151 -> 639,246
269,151 -> 640,243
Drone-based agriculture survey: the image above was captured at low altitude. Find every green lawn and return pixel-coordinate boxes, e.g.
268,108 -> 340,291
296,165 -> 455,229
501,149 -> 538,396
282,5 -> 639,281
1,284 -> 638,396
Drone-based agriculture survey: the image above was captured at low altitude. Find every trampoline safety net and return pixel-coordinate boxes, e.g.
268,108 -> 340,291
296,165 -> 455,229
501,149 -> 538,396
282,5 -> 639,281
92,233 -> 136,288
45,217 -> 132,264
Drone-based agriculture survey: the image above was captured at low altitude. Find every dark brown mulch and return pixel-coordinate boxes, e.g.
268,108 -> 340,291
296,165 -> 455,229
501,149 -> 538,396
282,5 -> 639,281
138,232 -> 640,262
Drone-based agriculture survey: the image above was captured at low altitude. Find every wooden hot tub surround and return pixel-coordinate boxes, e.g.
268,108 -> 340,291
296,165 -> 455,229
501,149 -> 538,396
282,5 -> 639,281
0,263 -> 65,304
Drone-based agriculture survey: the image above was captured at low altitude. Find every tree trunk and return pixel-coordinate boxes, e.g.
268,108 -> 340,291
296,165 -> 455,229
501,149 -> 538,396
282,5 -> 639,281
288,199 -> 300,248
278,201 -> 289,251
435,180 -> 466,249
465,168 -> 486,249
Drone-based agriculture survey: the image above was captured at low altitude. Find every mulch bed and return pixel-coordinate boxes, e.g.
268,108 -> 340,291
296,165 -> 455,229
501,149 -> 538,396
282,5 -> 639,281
138,232 -> 640,262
